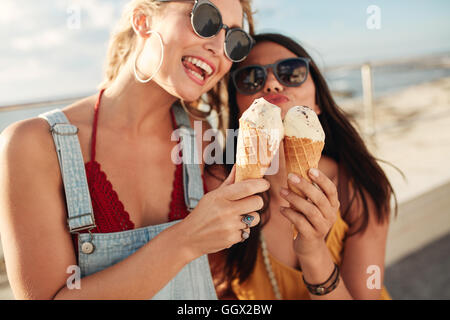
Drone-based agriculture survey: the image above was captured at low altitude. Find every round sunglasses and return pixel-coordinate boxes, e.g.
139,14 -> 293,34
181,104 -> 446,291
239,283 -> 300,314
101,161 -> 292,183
231,57 -> 311,95
158,0 -> 254,62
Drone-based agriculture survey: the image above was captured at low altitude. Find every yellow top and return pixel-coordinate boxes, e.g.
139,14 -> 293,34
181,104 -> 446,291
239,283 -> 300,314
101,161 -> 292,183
231,211 -> 391,300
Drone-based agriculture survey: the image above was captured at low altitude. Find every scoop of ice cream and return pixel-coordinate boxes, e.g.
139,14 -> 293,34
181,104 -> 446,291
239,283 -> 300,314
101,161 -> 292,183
283,106 -> 325,142
240,98 -> 284,152
241,98 -> 283,130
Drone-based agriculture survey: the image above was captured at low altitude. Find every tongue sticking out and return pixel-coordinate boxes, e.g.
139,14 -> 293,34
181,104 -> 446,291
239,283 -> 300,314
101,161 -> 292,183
183,59 -> 205,77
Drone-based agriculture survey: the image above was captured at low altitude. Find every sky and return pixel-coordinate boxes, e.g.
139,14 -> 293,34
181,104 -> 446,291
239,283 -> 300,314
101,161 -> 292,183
0,0 -> 449,105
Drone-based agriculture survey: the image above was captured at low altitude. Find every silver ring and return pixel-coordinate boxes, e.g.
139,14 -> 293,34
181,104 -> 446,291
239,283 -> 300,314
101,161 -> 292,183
242,215 -> 254,228
241,230 -> 250,241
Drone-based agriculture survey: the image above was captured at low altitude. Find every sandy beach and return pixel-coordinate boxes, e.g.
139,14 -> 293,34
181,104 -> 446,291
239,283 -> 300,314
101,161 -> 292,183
1,77 -> 449,299
341,76 -> 450,203
339,76 -> 450,268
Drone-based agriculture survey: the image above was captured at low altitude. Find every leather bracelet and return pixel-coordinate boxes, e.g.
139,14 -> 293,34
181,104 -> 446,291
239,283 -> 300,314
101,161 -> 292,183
303,263 -> 340,296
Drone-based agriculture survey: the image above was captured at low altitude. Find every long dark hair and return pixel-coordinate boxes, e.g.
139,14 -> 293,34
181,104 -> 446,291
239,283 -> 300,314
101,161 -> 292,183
207,33 -> 399,287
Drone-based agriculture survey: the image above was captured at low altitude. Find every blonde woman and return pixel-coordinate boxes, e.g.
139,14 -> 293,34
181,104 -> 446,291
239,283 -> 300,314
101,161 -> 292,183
0,0 -> 267,300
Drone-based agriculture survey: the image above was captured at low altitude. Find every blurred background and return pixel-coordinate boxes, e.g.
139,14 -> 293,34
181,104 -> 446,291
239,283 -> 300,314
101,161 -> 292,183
1,0 -> 449,299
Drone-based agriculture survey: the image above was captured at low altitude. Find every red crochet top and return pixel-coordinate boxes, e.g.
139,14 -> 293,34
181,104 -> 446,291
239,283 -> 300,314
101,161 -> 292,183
74,90 -> 207,244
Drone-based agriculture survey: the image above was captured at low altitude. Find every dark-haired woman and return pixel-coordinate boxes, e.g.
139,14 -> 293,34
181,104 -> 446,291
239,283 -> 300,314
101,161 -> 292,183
207,33 -> 396,300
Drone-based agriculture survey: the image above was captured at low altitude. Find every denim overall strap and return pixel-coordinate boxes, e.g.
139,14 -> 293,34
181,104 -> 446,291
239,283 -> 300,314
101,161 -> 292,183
38,109 -> 96,233
171,102 -> 204,211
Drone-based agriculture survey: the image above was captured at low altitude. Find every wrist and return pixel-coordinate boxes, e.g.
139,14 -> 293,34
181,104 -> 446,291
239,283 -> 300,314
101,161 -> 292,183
166,219 -> 199,264
297,243 -> 335,284
296,240 -> 328,264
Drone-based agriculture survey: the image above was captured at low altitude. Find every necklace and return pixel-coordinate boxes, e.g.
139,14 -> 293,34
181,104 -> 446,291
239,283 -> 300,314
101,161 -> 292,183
259,232 -> 282,300
180,100 -> 211,121
180,100 -> 224,122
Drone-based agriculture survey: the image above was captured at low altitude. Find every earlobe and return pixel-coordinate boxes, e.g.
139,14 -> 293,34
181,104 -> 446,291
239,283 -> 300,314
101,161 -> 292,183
315,105 -> 322,115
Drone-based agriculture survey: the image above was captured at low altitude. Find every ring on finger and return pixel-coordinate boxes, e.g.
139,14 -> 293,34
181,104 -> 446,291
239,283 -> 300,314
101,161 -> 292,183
241,229 -> 250,241
242,215 -> 255,228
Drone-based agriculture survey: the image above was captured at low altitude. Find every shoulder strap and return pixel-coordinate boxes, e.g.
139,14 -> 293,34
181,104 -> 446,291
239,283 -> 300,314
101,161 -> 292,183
171,102 -> 204,211
38,109 -> 96,233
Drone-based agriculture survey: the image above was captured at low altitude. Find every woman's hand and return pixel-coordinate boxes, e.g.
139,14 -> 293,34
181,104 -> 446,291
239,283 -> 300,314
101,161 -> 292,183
180,165 -> 269,259
279,168 -> 340,258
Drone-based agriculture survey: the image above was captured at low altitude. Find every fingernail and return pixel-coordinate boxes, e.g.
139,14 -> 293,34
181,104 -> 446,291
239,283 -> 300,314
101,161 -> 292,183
280,188 -> 290,196
309,168 -> 319,178
288,173 -> 301,184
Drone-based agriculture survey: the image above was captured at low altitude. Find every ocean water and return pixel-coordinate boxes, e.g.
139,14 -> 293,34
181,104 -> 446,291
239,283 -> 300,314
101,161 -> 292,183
326,64 -> 450,100
1,60 -> 450,133
0,105 -> 64,133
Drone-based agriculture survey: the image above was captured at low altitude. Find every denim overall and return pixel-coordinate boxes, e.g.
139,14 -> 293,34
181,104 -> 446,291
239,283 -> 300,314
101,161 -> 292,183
38,102 -> 217,300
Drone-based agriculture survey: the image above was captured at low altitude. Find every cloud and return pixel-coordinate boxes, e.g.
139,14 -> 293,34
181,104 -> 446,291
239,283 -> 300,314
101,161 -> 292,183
11,29 -> 66,51
0,57 -> 53,82
81,0 -> 124,29
0,0 -> 127,104
56,0 -> 127,30
0,0 -> 20,24
1,0 -> 449,105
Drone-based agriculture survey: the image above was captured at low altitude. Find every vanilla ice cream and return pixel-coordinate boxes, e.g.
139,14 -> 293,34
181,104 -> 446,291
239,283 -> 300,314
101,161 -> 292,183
235,98 -> 284,181
240,98 -> 285,152
283,106 -> 325,142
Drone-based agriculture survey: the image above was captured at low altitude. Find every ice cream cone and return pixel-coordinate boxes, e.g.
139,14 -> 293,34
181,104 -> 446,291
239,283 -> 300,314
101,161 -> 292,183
235,98 -> 284,182
283,106 -> 326,239
236,121 -> 272,181
284,137 -> 325,197
284,137 -> 324,240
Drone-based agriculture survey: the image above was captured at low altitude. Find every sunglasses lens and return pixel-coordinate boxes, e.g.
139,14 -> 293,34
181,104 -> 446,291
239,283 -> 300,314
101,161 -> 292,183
234,66 -> 265,95
191,2 -> 253,62
192,3 -> 222,38
276,59 -> 308,86
225,30 -> 252,62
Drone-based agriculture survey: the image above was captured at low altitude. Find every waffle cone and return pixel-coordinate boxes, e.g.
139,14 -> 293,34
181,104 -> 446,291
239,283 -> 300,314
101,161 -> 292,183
284,136 -> 324,195
236,121 -> 279,182
283,136 -> 324,239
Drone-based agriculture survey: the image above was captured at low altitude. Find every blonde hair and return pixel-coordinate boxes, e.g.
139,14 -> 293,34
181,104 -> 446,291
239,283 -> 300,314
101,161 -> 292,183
98,0 -> 160,90
99,0 -> 255,130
